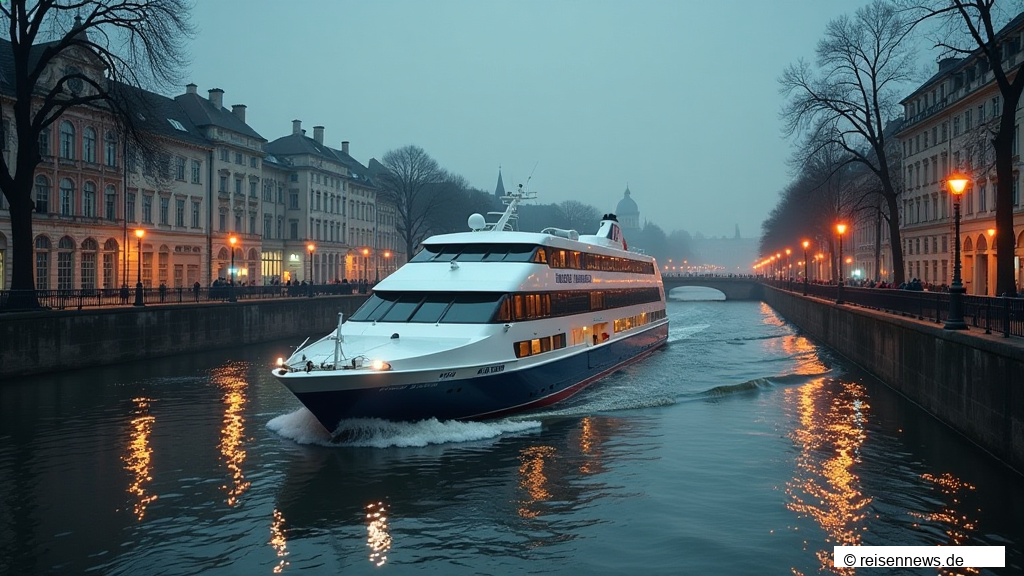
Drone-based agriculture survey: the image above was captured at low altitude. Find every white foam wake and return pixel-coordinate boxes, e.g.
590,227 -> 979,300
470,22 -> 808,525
266,407 -> 541,448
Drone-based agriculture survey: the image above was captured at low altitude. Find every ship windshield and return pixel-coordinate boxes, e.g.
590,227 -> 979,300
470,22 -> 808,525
410,243 -> 542,263
347,292 -> 506,323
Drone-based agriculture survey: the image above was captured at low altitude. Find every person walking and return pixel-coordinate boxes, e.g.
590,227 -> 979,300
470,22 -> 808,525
192,281 -> 201,302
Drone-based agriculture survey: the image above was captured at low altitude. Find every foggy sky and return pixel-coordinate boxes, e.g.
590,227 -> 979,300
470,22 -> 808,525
185,0 -> 872,240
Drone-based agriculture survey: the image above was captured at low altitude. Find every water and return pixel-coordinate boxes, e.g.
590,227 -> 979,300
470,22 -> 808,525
1,288 -> 1021,575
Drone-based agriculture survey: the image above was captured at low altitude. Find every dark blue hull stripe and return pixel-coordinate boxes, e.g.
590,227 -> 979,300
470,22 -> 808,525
292,323 -> 669,430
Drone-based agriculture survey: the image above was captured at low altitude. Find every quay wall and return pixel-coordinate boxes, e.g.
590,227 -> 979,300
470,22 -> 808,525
763,286 -> 1024,473
0,296 -> 369,379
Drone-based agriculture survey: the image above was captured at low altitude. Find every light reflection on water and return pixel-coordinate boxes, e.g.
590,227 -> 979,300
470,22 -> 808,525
0,298 -> 1020,575
123,397 -> 158,521
213,362 -> 251,507
784,379 -> 871,575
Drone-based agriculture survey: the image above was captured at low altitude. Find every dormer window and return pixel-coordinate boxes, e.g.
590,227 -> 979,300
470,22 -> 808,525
167,118 -> 187,132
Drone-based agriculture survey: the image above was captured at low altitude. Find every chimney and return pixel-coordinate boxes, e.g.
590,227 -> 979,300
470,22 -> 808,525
208,88 -> 224,110
292,119 -> 302,135
231,104 -> 247,123
342,141 -> 350,155
185,83 -> 198,95
313,125 -> 324,145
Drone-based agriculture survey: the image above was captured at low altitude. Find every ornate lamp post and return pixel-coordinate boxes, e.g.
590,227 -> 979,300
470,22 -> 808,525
228,235 -> 238,302
133,229 -> 145,306
945,175 -> 970,329
307,242 -> 316,298
836,223 -> 847,304
383,250 -> 391,279
785,248 -> 792,281
362,247 -> 370,282
802,240 -> 810,295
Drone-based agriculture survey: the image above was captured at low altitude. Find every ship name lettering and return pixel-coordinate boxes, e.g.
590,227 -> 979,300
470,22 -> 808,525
554,273 -> 593,284
438,371 -> 456,380
477,364 -> 505,375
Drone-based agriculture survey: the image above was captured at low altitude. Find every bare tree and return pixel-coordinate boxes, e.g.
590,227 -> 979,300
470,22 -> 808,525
908,0 -> 1024,295
1,0 -> 192,308
780,0 -> 917,284
557,199 -> 600,233
372,145 -> 450,258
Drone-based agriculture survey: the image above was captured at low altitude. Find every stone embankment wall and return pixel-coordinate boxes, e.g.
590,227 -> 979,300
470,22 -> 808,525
763,287 -> 1023,473
0,296 -> 369,379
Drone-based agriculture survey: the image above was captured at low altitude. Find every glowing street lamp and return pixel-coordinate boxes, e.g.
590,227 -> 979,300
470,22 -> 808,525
383,250 -> 392,278
228,236 -> 238,302
802,240 -> 810,295
785,248 -> 792,281
945,175 -> 970,329
307,242 -> 316,298
133,229 -> 145,306
836,223 -> 847,304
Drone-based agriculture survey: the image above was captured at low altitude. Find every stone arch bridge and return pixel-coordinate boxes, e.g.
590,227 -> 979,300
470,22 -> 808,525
661,276 -> 763,301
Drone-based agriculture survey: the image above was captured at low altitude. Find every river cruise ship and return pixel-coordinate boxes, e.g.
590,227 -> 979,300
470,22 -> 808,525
273,188 -> 669,432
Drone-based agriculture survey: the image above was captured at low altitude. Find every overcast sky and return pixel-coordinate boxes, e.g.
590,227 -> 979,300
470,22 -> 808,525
185,0 -> 876,240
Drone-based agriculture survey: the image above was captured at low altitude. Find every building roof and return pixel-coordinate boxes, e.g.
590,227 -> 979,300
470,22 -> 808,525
111,82 -> 210,147
615,187 -> 639,216
174,91 -> 265,142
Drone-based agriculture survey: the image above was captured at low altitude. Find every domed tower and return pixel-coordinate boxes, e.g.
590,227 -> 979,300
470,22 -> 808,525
615,186 -> 640,234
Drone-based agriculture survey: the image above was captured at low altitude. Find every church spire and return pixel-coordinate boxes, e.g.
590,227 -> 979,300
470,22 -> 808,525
494,166 -> 505,199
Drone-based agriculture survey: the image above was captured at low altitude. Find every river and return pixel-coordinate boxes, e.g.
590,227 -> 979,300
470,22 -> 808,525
1,287 -> 1020,575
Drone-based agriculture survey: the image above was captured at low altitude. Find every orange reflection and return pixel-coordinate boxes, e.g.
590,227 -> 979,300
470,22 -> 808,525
365,501 -> 391,567
123,396 -> 158,521
785,380 -> 871,574
213,363 -> 251,506
517,445 -> 556,518
269,508 -> 290,574
910,473 -> 979,576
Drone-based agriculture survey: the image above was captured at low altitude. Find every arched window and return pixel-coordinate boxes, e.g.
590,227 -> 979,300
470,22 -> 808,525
57,236 -> 75,290
59,121 -> 75,159
82,182 -> 96,218
81,238 -> 98,290
59,178 -> 75,216
104,131 -> 117,167
82,127 -> 96,163
34,175 -> 50,213
35,236 -> 52,290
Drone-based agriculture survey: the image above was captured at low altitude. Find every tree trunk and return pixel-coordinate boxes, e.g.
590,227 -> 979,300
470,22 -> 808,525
884,190 -> 905,285
993,107 -> 1018,296
4,185 -> 40,309
874,208 -> 882,280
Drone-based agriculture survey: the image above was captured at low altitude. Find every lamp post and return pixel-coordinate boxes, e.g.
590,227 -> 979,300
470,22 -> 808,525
133,229 -> 145,306
228,235 -> 238,302
945,175 -> 970,329
836,223 -> 847,304
307,242 -> 315,298
362,248 -> 370,283
802,240 -> 810,295
383,250 -> 391,279
785,248 -> 792,280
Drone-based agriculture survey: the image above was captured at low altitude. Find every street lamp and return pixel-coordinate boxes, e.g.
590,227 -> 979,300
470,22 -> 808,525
836,223 -> 847,304
945,175 -> 970,330
228,235 -> 238,302
802,240 -> 810,295
383,250 -> 391,279
307,242 -> 316,298
785,248 -> 792,281
362,248 -> 370,283
133,229 -> 145,306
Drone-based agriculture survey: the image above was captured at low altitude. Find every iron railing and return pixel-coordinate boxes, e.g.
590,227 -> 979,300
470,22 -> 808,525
768,279 -> 1024,338
0,282 -> 370,311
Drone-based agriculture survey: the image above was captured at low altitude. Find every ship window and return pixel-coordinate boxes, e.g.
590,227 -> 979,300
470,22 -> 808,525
348,294 -> 392,321
439,293 -> 504,323
513,332 -> 566,358
410,245 -> 441,262
409,294 -> 452,323
453,245 -> 489,261
380,293 -> 424,322
531,247 -> 547,263
503,245 -> 536,262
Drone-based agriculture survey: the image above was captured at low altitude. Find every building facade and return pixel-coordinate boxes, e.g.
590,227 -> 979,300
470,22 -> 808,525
897,14 -> 1024,294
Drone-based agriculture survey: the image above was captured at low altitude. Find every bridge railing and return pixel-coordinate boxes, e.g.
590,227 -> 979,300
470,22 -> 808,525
763,279 -> 1024,338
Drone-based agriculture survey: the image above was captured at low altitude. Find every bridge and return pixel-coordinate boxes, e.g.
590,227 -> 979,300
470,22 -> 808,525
661,276 -> 763,301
